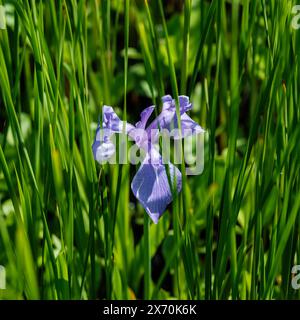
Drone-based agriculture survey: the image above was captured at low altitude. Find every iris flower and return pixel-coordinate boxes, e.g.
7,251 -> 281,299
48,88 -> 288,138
92,95 -> 204,223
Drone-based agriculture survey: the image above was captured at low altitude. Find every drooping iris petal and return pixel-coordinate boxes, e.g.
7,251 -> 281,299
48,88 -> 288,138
131,148 -> 182,224
92,140 -> 116,163
93,105 -> 134,163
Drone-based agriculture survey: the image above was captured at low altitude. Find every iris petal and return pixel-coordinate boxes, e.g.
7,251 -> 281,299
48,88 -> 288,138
162,95 -> 192,113
147,95 -> 193,133
92,140 -> 116,163
102,105 -> 134,134
131,148 -> 182,224
167,113 -> 205,140
147,95 -> 203,142
161,95 -> 172,103
92,105 -> 134,163
136,105 -> 155,129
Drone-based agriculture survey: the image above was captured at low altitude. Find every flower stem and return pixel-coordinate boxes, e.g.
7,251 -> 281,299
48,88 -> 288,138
144,212 -> 151,299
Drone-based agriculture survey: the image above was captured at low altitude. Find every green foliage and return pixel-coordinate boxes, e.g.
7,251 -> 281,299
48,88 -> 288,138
0,0 -> 300,300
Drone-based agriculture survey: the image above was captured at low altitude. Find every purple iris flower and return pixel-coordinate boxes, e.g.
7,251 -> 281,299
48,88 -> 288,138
92,95 -> 204,224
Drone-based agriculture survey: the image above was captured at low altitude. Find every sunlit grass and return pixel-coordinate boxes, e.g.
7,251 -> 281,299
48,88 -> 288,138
0,0 -> 300,300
